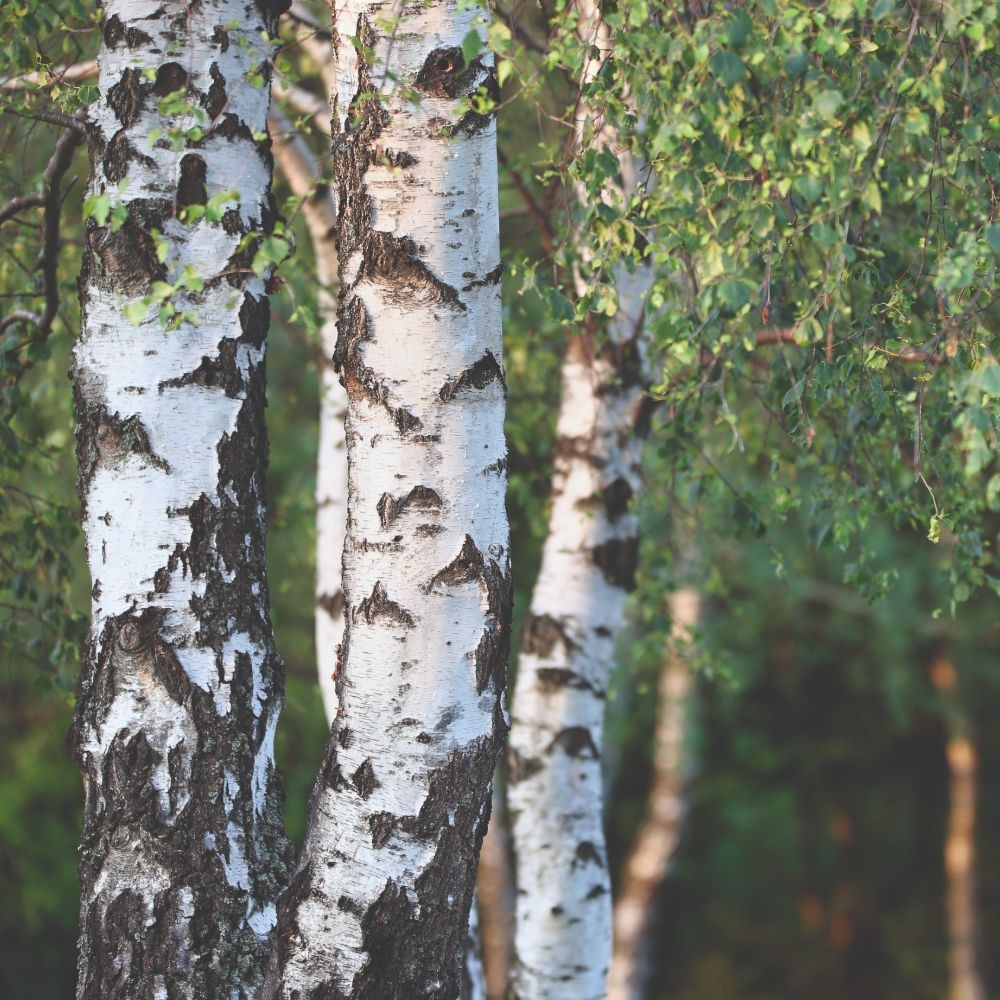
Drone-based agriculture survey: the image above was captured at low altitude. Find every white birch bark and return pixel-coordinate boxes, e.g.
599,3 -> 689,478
71,2 -> 291,997
506,2 -> 653,996
607,588 -> 698,1000
270,107 -> 347,724
263,3 -> 510,996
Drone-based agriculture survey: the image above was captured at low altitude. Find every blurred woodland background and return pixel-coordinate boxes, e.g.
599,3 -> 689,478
1,0 -> 998,997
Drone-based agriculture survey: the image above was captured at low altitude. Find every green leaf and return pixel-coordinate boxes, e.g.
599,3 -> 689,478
461,29 -> 482,67
813,89 -> 844,122
710,51 -> 746,87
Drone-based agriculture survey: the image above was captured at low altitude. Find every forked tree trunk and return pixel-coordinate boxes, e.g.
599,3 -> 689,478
262,2 -> 510,996
607,588 -> 698,1000
269,107 -> 347,722
71,2 -> 291,997
507,4 -> 652,995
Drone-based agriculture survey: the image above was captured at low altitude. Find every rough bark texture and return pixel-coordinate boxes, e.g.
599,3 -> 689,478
270,107 -> 347,724
263,3 -> 510,997
607,589 -> 698,1000
71,3 -> 291,997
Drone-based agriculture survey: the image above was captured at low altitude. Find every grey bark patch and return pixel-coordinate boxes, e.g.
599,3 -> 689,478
356,581 -> 415,628
549,726 -> 600,759
591,536 -> 639,590
377,485 -> 442,529
438,350 -> 505,401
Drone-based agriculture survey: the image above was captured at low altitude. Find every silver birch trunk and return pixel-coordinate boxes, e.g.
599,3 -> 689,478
607,589 -> 698,1000
507,3 -> 653,995
263,2 -> 510,996
71,2 -> 291,997
269,107 -> 347,723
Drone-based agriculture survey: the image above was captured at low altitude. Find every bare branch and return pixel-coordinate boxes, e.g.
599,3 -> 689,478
0,99 -> 88,134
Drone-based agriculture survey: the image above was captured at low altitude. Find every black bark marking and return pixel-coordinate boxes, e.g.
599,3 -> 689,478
152,61 -> 189,97
549,726 -> 600,759
85,218 -> 166,297
461,260 -> 502,292
335,295 -> 422,433
377,485 -> 442,529
211,25 -> 230,51
102,128 -> 154,184
318,589 -> 345,618
107,67 -> 150,128
75,406 -> 169,495
586,883 -> 608,899
177,153 -> 208,209
536,668 -> 599,695
520,613 -> 576,659
383,148 -> 417,169
427,534 -> 484,589
591,536 -> 639,590
438,350 -> 505,401
204,62 -> 228,119
158,341 -> 245,397
482,456 -> 507,476
507,747 -> 544,784
350,741 -> 498,999
601,476 -> 634,521
361,231 -> 465,311
356,581 -> 415,628
352,758 -> 379,799
574,841 -> 605,868
369,811 -> 396,849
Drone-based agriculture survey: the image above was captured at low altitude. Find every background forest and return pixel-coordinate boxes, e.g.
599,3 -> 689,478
1,0 -> 998,998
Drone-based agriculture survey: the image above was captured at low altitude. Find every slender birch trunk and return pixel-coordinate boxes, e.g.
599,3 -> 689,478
476,784 -> 516,999
930,654 -> 985,1000
607,588 -> 698,1000
71,2 -> 291,997
263,3 -> 510,996
507,4 -> 653,995
269,107 -> 347,723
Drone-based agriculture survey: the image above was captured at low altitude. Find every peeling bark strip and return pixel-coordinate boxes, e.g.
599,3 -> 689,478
263,2 -> 510,998
71,3 -> 291,998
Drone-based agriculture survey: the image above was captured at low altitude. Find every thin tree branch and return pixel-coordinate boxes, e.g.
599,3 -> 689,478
0,99 -> 88,134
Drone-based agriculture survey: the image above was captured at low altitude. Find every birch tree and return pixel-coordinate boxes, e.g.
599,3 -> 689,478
70,2 -> 291,996
263,0 -> 511,995
505,4 -> 653,995
269,105 -> 347,724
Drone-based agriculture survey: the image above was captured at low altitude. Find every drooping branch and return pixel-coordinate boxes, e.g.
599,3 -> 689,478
0,115 -> 84,344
